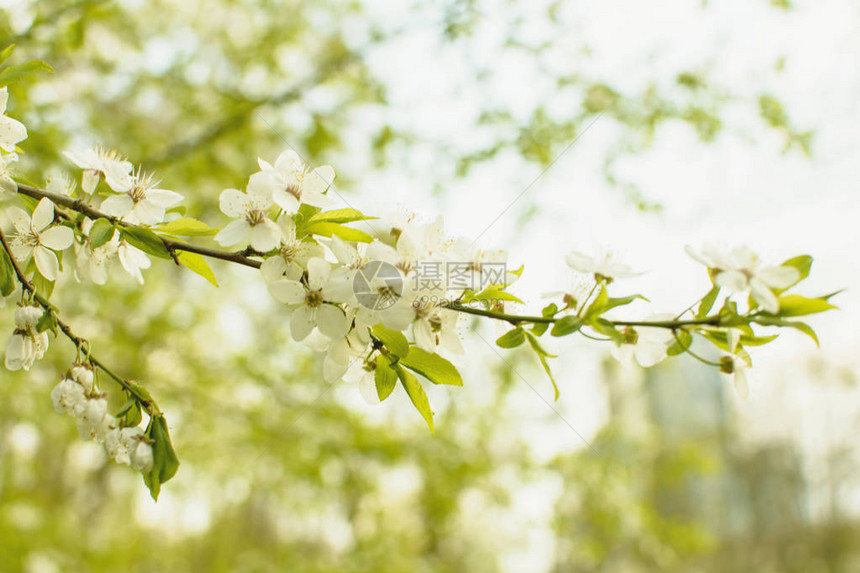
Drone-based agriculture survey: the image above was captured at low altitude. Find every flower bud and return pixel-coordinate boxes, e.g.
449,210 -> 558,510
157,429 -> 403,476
50,378 -> 85,415
70,365 -> 95,393
719,355 -> 735,374
130,441 -> 154,473
14,305 -> 43,329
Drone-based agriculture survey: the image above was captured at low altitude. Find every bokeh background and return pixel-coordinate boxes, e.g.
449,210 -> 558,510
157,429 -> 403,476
1,0 -> 858,571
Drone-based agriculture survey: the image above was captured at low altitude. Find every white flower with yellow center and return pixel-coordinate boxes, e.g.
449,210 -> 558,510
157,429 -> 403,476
259,218 -> 324,282
6,198 -> 74,281
250,150 -> 335,214
215,182 -> 281,252
101,168 -> 183,226
0,87 -> 27,152
118,240 -> 151,284
267,257 -> 353,341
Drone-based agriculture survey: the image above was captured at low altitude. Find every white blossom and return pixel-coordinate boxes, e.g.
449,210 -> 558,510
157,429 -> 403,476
0,152 -> 18,194
118,240 -> 151,284
76,396 -> 109,441
6,198 -> 74,280
259,218 -> 324,282
720,328 -> 751,399
75,217 -> 118,285
686,245 -> 799,314
566,250 -> 640,280
214,183 -> 281,252
130,439 -> 154,473
250,150 -> 335,214
50,378 -> 86,415
5,305 -> 49,371
0,87 -> 27,152
267,257 -> 353,340
611,314 -> 675,368
64,146 -> 133,194
101,169 -> 183,225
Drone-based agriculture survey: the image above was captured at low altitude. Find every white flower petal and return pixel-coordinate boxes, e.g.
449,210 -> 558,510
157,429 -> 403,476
218,188 -> 248,218
100,194 -> 135,218
565,251 -> 595,273
129,200 -> 165,226
145,189 -> 183,208
358,373 -> 382,405
6,206 -> 31,234
34,246 -> 59,281
757,265 -> 799,289
733,367 -> 749,399
249,219 -> 281,252
290,305 -> 315,341
260,257 -> 287,282
39,226 -> 74,250
303,165 -> 336,195
750,277 -> 780,314
272,189 -> 300,214
0,115 -> 27,152
306,257 -> 330,291
31,198 -> 55,232
268,279 -> 306,305
715,270 -> 748,293
315,304 -> 350,339
215,219 -> 250,247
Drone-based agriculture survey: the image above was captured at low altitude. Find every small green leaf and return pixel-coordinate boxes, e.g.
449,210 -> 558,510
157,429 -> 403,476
604,294 -> 648,312
530,303 -> 558,336
667,330 -> 692,356
308,208 -> 378,225
590,318 -> 624,344
156,217 -> 219,237
400,347 -> 463,386
551,315 -> 582,337
176,251 -> 219,286
0,248 -> 15,297
32,269 -> 55,299
0,44 -> 15,67
371,324 -> 410,358
36,308 -> 58,334
583,286 -> 609,319
697,286 -> 720,318
116,398 -> 142,428
0,59 -> 54,86
525,332 -> 559,400
374,354 -> 397,400
143,415 -> 180,501
463,285 -> 524,305
496,327 -> 526,348
89,219 -> 116,249
304,222 -> 373,243
121,226 -> 171,259
394,365 -> 434,433
776,294 -> 836,317
753,315 -> 819,346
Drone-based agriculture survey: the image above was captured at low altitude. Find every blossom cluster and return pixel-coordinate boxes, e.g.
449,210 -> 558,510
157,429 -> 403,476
50,365 -> 153,472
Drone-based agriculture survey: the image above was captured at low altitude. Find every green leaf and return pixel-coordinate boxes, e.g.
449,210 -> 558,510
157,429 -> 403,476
32,269 -> 55,299
0,59 -> 54,86
590,318 -> 624,344
776,294 -> 836,317
551,315 -> 583,337
496,327 -> 526,348
394,365 -> 434,433
176,251 -> 219,287
697,286 -> 720,319
701,329 -> 778,351
308,208 -> 377,225
753,315 -> 819,346
371,324 -> 410,358
143,415 -> 180,501
525,332 -> 559,400
0,248 -> 15,297
462,285 -> 524,305
0,44 -> 15,67
667,330 -> 692,356
121,226 -> 171,259
116,398 -> 142,428
530,303 -> 558,336
374,354 -> 397,401
89,219 -> 116,249
605,294 -> 648,312
400,347 -> 463,386
36,308 -> 58,335
156,217 -> 219,237
304,222 -> 373,243
583,285 -> 609,319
